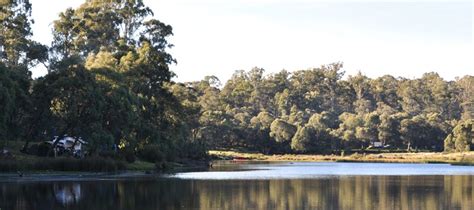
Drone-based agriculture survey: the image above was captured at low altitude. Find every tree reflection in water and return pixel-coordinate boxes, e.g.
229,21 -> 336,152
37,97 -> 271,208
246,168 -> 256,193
0,175 -> 473,210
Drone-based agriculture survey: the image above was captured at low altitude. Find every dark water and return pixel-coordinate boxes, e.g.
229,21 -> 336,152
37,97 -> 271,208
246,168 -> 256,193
1,162 -> 474,210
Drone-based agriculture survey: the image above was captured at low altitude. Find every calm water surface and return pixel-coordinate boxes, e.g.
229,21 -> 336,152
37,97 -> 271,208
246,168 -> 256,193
1,162 -> 474,210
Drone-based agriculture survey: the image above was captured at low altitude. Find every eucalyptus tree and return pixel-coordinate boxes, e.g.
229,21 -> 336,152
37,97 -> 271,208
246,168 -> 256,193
445,120 -> 474,152
348,72 -> 375,114
25,0 -> 202,159
249,111 -> 275,153
420,72 -> 459,120
377,114 -> 401,146
1,0 -> 47,68
456,76 -> 474,120
291,124 -> 333,153
30,64 -> 111,147
0,0 -> 47,146
370,75 -> 401,111
269,119 -> 296,143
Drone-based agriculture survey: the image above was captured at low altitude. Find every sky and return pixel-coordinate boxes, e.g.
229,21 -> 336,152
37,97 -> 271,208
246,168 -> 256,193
30,0 -> 473,82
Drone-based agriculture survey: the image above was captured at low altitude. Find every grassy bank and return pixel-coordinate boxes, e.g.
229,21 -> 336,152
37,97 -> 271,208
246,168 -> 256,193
0,156 -> 127,172
1,141 -> 123,172
0,141 -> 208,173
0,156 -> 208,173
209,150 -> 474,165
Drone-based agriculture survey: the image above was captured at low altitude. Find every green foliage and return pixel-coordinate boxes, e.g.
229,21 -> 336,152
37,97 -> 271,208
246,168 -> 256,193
250,111 -> 275,131
444,134 -> 455,152
0,0 -> 48,68
307,111 -> 336,130
270,119 -> 296,143
0,0 -> 473,160
29,64 -> 135,151
0,64 -> 15,142
0,0 -> 206,165
120,148 -> 136,163
378,114 -> 401,146
0,63 -> 32,145
137,145 -> 165,163
450,120 -> 473,152
181,63 -> 470,154
0,0 -> 44,147
456,76 -> 474,120
291,125 -> 334,153
291,126 -> 312,152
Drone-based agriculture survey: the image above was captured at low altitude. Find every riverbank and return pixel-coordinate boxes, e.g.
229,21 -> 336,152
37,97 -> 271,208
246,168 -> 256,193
209,150 -> 474,165
0,141 -> 208,173
0,156 -> 209,173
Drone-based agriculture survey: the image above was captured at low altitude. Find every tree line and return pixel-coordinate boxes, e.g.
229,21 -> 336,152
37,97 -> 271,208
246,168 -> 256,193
1,0 -> 472,160
177,65 -> 473,154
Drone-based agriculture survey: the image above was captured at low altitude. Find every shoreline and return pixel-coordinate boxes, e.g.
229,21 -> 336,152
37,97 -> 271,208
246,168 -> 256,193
209,150 -> 474,165
0,157 -> 209,174
2,150 -> 473,176
0,161 -> 209,180
0,141 -> 209,174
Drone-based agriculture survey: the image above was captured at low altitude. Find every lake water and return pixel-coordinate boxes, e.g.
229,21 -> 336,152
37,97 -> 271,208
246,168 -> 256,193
1,162 -> 474,210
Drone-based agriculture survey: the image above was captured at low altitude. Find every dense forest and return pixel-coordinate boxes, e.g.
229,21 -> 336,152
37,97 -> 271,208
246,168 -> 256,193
1,0 -> 473,162
184,65 -> 473,154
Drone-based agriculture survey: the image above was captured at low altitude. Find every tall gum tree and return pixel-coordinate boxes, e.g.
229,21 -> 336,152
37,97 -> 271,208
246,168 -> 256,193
29,0 -> 192,158
0,0 -> 47,148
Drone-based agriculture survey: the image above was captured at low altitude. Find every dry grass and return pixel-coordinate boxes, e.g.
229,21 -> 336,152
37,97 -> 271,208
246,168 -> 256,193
209,150 -> 474,165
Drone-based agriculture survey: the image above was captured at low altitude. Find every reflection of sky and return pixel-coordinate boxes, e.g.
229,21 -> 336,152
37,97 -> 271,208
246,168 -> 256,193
29,0 -> 472,81
54,183 -> 81,206
169,162 -> 474,180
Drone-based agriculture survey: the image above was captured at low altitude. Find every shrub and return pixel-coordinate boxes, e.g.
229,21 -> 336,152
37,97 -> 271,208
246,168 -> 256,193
120,148 -> 136,163
34,142 -> 51,157
137,145 -> 164,163
99,150 -> 121,160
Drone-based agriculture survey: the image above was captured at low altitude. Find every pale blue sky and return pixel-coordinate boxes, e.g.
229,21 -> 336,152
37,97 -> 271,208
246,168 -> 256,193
30,0 -> 473,81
